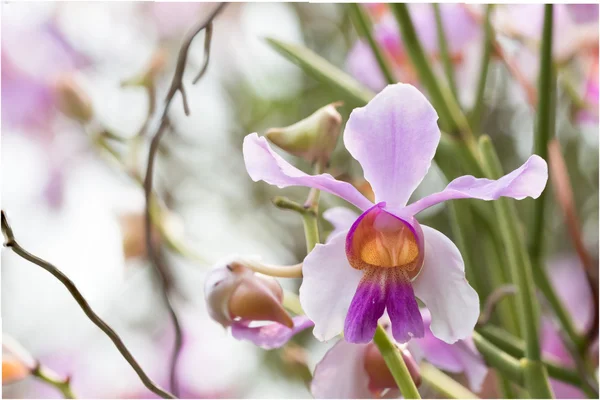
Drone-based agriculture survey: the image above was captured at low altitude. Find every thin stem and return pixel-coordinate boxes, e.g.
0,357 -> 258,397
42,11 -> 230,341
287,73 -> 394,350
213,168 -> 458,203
528,4 -> 555,278
373,325 -> 421,399
477,325 -> 598,397
432,4 -> 458,101
244,260 -> 303,278
478,136 -> 553,398
390,3 -> 472,142
348,3 -> 396,84
471,4 -> 494,132
420,363 -> 479,399
142,5 -> 227,394
32,364 -> 76,399
1,211 -> 176,399
473,332 -> 523,384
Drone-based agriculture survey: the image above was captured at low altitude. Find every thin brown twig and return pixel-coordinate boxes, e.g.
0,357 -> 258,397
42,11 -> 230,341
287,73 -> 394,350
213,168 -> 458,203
192,22 -> 214,84
477,284 -> 518,326
548,139 -> 599,345
142,3 -> 227,396
1,211 -> 176,399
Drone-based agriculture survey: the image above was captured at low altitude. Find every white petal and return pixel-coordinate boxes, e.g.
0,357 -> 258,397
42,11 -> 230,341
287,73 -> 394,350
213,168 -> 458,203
299,230 -> 363,341
413,225 -> 479,343
311,339 -> 371,399
323,207 -> 359,242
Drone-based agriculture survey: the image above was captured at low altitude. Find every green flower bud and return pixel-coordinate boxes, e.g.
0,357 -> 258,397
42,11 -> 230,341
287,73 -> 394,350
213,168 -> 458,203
266,102 -> 343,165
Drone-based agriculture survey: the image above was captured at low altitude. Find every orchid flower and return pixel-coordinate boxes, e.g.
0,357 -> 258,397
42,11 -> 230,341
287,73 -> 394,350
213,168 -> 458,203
244,83 -> 547,345
311,310 -> 488,399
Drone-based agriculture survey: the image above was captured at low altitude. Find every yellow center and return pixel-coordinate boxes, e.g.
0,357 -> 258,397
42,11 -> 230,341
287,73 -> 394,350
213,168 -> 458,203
348,207 -> 422,279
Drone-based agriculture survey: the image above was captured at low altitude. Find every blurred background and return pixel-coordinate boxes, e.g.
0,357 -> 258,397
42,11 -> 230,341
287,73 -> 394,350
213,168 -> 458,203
1,2 -> 598,399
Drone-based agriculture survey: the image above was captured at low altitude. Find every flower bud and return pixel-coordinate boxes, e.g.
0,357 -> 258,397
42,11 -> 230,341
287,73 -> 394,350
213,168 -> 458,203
121,49 -> 168,88
118,213 -> 161,260
2,336 -> 35,385
364,343 -> 421,393
266,102 -> 343,165
55,75 -> 93,123
204,258 -> 293,328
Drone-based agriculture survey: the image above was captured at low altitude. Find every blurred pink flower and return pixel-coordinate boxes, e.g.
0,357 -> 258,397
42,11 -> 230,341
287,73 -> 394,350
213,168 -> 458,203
542,256 -> 596,398
346,4 -> 480,96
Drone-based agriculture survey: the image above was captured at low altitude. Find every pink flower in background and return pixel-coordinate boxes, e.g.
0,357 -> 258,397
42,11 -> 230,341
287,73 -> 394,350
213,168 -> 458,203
1,17 -> 88,133
244,83 -> 548,345
543,256 -> 596,398
346,4 -> 480,94
311,310 -> 487,398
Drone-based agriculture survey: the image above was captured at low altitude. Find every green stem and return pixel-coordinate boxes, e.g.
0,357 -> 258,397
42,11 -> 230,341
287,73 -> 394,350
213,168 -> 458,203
478,325 -> 598,397
420,363 -> 479,399
390,4 -> 472,141
348,3 -> 396,84
478,136 -> 553,398
32,366 -> 77,399
373,325 -> 421,399
302,212 -> 319,253
471,5 -> 494,132
528,4 -> 555,280
473,332 -> 524,384
529,1 -> 586,364
432,4 -> 458,101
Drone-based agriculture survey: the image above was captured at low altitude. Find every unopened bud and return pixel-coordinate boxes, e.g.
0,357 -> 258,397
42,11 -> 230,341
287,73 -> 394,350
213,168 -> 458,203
118,213 -> 161,260
266,102 -> 343,165
204,258 -> 293,328
121,49 -> 168,88
2,336 -> 35,385
364,343 -> 421,393
55,75 -> 93,123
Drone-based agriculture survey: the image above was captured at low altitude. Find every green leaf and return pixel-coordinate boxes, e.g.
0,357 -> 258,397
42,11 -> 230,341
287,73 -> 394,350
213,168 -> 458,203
265,37 -> 374,106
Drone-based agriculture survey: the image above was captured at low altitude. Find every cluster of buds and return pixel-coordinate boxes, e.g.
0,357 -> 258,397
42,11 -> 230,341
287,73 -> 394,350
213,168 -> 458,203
265,102 -> 343,167
204,257 -> 293,330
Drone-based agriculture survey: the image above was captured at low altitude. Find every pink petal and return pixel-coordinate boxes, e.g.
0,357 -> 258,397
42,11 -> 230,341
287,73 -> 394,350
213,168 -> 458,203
548,256 -> 595,332
230,316 -> 314,350
299,230 -> 363,341
243,133 -> 373,211
413,226 -> 479,343
345,40 -> 388,93
311,339 -> 371,399
410,310 -> 488,392
323,207 -> 359,243
405,155 -> 548,215
344,83 -> 440,208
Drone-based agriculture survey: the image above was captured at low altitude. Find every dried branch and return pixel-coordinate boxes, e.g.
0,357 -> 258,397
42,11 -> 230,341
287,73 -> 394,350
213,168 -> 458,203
477,284 -> 517,326
142,3 -> 227,396
1,211 -> 176,399
548,139 -> 599,345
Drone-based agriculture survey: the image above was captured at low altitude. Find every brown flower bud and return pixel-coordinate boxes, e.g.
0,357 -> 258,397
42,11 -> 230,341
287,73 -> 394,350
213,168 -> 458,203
55,75 -> 93,123
266,102 -> 343,165
2,336 -> 35,385
228,274 -> 293,328
204,259 -> 293,328
364,343 -> 421,393
118,213 -> 161,260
